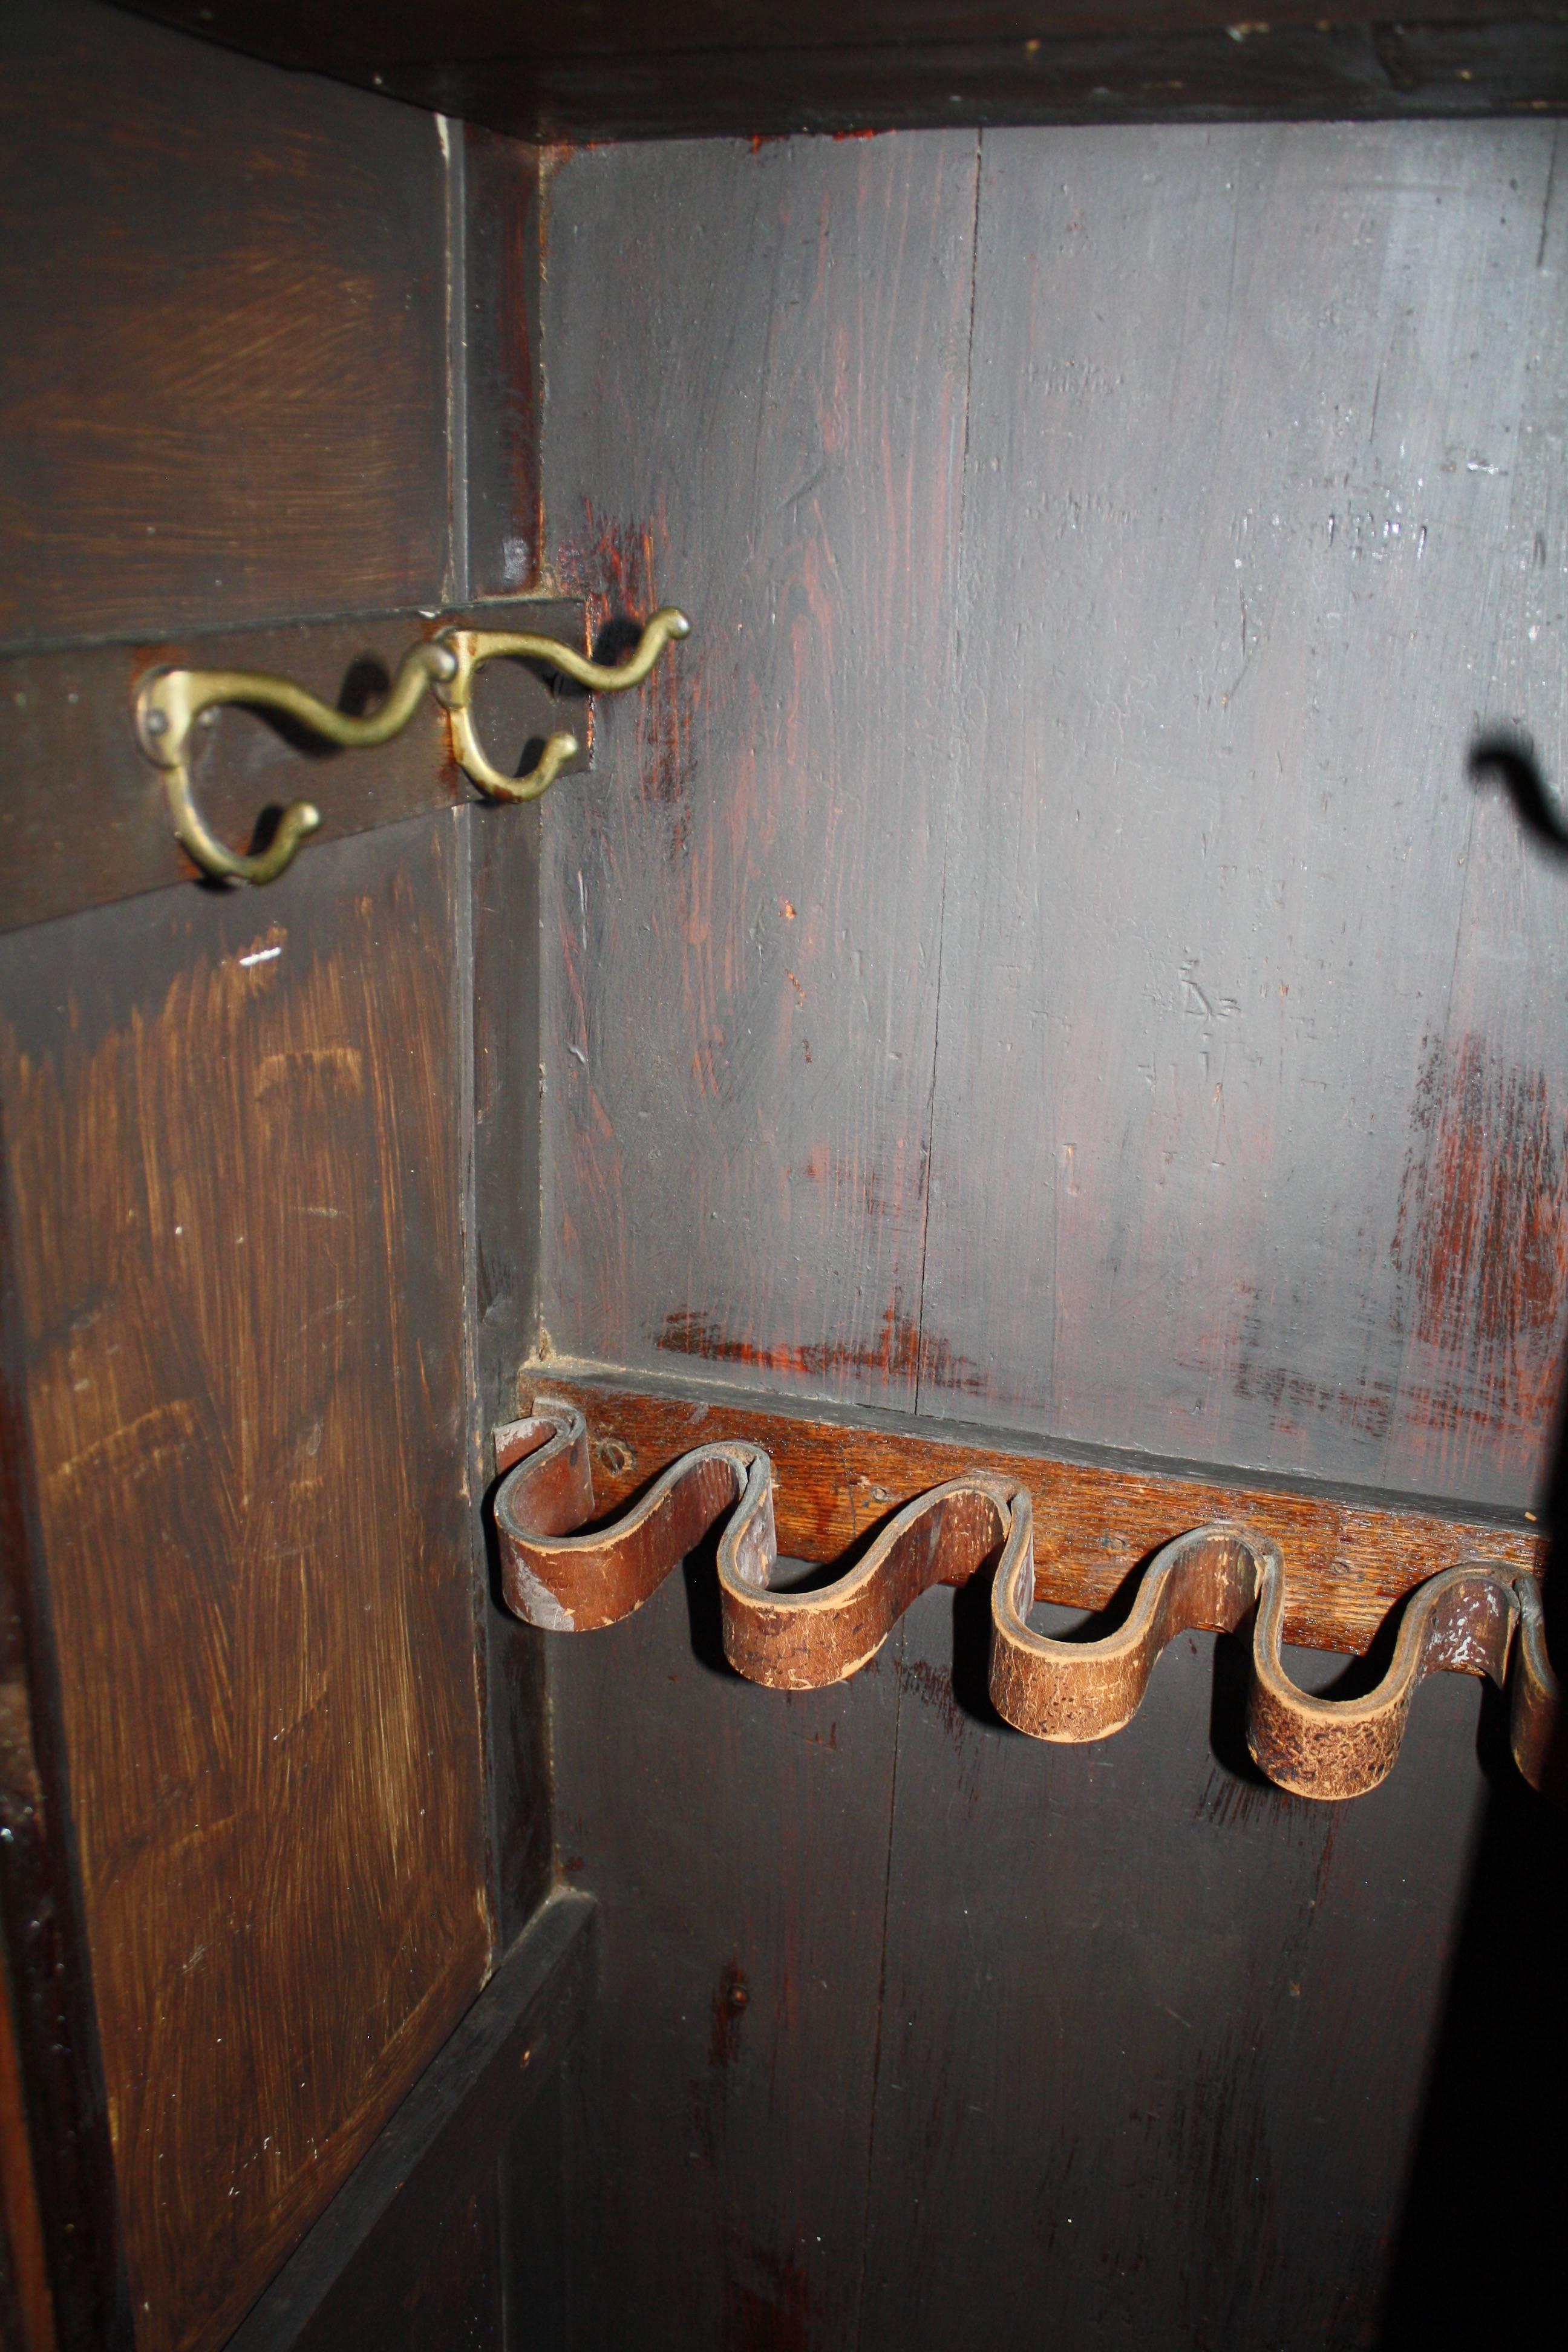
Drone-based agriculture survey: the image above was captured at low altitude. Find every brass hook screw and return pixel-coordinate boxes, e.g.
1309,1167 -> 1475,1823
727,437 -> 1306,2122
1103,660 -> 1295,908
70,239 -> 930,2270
134,607 -> 690,884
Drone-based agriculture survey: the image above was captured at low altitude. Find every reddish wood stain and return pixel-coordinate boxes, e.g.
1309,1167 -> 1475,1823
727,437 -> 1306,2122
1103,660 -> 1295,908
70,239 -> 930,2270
1393,1031 -> 1568,1449
722,2244 -> 811,2352
657,1301 -> 982,1393
555,499 -> 699,810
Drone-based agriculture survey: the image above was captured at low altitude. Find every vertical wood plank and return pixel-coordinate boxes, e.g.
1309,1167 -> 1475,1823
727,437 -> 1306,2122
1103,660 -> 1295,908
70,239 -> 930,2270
537,132 -> 979,1410
526,119 -> 1568,2352
917,121 -> 1568,1508
0,817 -> 490,2352
861,1588 -> 1489,2350
549,1568 -> 900,2351
1379,138 -> 1568,1500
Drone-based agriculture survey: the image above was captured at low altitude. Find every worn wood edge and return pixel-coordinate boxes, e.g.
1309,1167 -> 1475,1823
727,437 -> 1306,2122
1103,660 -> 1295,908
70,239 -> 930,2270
0,598 -> 587,938
119,13 -> 1568,137
224,1889 -> 596,2352
523,1357 -> 1547,1655
0,1105 -> 130,2352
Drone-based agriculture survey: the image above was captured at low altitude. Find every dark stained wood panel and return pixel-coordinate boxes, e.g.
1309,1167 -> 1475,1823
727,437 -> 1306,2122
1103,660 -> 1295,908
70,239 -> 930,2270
0,0 -> 451,652
228,1892 -> 593,2352
534,126 -> 1568,1515
542,1464 -> 1535,2348
519,1369 -> 1544,1655
860,1586 -> 1493,2351
0,815 -> 491,2352
0,603 -> 584,935
548,1561 -> 900,2351
120,6 -> 1568,140
535,135 -> 979,1413
0,1936 -> 60,2352
917,121 -> 1568,1510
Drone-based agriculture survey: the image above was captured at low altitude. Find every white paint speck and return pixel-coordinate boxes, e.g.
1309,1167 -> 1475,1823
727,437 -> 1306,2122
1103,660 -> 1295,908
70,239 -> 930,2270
239,946 -> 281,968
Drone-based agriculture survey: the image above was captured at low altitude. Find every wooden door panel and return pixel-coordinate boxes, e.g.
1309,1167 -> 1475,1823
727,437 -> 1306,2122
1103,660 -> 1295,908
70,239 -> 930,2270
548,1567 -> 900,2351
0,814 -> 489,2352
229,1893 -> 593,2352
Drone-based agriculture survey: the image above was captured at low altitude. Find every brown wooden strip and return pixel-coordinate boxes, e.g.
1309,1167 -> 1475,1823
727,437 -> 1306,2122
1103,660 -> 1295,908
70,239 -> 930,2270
536,131 -> 978,1415
527,1367 -> 1544,1653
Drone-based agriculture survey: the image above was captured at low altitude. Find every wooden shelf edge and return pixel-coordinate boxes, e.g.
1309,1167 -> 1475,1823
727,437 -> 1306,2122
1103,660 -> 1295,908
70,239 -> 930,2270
521,1361 -> 1547,1655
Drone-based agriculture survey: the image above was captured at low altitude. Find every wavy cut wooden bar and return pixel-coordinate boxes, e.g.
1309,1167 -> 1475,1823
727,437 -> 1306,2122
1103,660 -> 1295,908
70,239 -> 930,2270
496,1376 -> 1561,1802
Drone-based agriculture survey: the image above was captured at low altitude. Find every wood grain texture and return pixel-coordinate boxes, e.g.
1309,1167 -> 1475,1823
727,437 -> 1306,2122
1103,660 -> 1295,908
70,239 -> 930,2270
0,0 -> 449,651
121,6 -> 1568,140
0,816 -> 491,2352
535,125 -> 1568,1516
0,603 -> 584,935
228,1891 -> 593,2352
859,1584 -> 1492,2351
549,1563 -> 900,2351
917,121 -> 1568,1512
523,1369 -> 1544,1653
537,132 -> 978,1410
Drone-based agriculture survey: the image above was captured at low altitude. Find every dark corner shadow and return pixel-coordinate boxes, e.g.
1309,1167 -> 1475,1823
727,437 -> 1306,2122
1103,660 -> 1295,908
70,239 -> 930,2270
589,613 -> 645,667
1377,739 -> 1568,2347
681,1521 -> 733,1680
1468,728 -> 1568,858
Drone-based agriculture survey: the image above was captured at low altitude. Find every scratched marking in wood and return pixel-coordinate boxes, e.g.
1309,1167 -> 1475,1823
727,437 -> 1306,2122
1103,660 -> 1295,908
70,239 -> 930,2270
0,818 -> 489,2352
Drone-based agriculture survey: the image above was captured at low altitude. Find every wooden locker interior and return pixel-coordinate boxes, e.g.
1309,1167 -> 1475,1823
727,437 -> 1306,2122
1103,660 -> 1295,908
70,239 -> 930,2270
2,5 -> 1567,2347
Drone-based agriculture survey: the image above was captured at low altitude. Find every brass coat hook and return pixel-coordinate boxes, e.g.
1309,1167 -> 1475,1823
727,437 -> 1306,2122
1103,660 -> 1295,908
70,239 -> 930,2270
134,606 -> 690,884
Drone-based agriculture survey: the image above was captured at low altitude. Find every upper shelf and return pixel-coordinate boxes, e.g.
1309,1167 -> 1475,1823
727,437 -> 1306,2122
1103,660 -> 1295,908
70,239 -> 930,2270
121,3 -> 1568,139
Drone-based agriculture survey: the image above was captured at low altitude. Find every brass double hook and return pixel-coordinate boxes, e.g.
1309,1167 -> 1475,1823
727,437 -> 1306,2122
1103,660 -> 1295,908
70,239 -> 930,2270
134,607 -> 690,884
